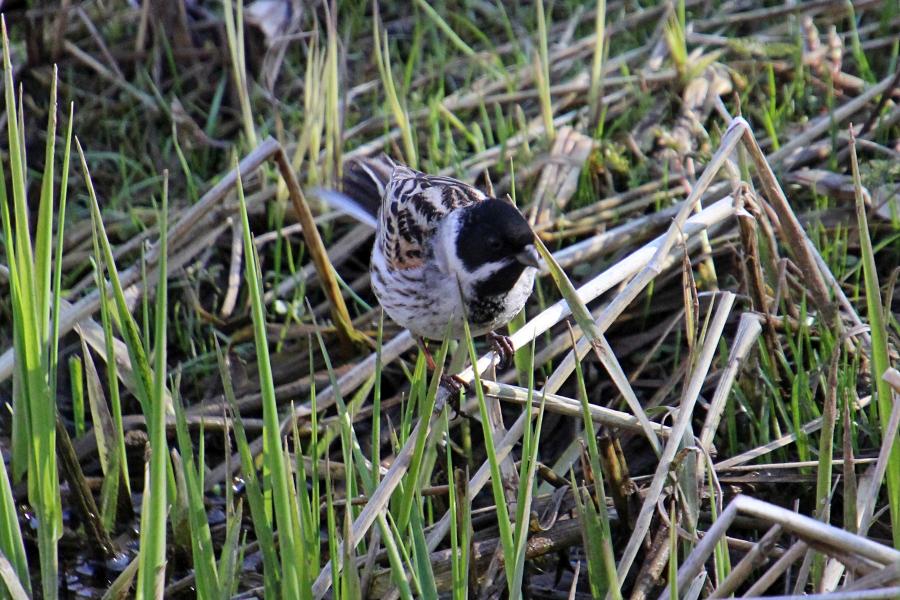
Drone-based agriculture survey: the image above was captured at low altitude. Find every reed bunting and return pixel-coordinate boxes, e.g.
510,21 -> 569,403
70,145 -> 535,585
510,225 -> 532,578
318,155 -> 539,388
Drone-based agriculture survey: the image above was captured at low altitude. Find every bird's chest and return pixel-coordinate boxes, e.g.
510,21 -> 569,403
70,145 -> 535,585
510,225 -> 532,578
370,244 -> 464,339
370,240 -> 533,340
466,294 -> 508,329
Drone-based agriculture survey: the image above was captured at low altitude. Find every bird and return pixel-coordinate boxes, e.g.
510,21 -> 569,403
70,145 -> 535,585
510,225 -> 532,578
317,155 -> 540,390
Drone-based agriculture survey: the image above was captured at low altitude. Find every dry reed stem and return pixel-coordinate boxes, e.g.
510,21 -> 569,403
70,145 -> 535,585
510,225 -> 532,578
219,218 -> 242,318
698,312 -> 763,454
273,147 -> 366,348
709,524 -> 783,598
482,380 -> 672,436
884,368 -> 900,393
662,495 -> 900,599
739,122 -> 839,329
743,540 -> 810,596
856,393 -> 900,537
841,561 -> 900,592
615,292 -> 735,584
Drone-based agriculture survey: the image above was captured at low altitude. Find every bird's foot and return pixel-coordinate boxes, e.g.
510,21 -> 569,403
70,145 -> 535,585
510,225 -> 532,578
440,374 -> 472,419
488,331 -> 516,370
419,337 -> 471,406
440,373 -> 469,394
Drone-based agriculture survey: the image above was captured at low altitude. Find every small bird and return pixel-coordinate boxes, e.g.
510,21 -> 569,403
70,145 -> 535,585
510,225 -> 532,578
318,155 -> 540,388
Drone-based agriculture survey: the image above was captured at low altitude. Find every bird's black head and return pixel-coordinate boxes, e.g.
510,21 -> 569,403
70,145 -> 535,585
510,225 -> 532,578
455,199 -> 539,297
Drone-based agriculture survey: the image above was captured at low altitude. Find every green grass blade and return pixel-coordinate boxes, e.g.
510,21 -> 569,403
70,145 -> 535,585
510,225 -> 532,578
534,0 -> 554,141
0,549 -> 30,600
510,343 -> 545,593
0,184 -> 30,590
373,4 -> 417,169
2,21 -> 60,596
80,333 -> 121,530
588,0 -> 607,123
380,513 -> 414,600
69,356 -> 84,438
410,503 -> 438,600
172,387 -> 220,596
136,173 -> 170,600
217,499 -> 243,600
79,139 -> 156,419
461,318 -> 516,594
89,252 -> 130,499
849,128 -> 900,548
571,327 -> 620,598
222,0 -> 257,146
812,355 -> 839,584
2,16 -> 31,486
396,335 -> 449,531
49,100 -> 74,407
216,344 -> 280,598
235,160 -> 301,595
34,66 -> 57,347
447,441 -> 469,600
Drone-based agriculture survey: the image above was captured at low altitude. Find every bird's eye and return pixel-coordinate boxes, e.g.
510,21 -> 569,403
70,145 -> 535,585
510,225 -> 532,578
488,238 -> 502,250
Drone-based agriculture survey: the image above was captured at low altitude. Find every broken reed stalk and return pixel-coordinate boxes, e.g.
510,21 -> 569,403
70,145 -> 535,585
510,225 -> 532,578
272,147 -> 366,348
615,292 -> 736,584
740,129 -> 839,331
662,494 -> 900,599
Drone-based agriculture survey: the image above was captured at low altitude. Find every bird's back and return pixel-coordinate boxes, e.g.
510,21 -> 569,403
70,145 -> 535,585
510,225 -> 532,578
342,156 -> 486,270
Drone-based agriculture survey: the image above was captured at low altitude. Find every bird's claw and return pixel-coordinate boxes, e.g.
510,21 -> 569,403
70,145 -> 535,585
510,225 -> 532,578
440,373 -> 470,395
440,374 -> 472,419
489,331 -> 516,370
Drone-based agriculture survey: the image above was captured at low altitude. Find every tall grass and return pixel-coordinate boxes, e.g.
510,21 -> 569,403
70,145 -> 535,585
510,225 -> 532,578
81,145 -> 172,597
849,128 -> 900,548
534,0 -> 554,142
0,18 -> 68,597
235,162 -> 302,596
223,0 -> 257,147
373,3 -> 417,169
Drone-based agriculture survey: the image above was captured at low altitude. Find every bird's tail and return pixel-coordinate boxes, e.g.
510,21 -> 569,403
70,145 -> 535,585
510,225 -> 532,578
313,154 -> 396,229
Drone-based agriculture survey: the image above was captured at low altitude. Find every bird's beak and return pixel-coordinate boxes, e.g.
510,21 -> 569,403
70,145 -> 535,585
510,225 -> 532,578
515,244 -> 541,269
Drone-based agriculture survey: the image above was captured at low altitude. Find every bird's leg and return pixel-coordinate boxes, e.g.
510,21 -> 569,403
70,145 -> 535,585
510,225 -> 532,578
418,337 -> 438,371
417,337 -> 469,395
488,331 -> 516,370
